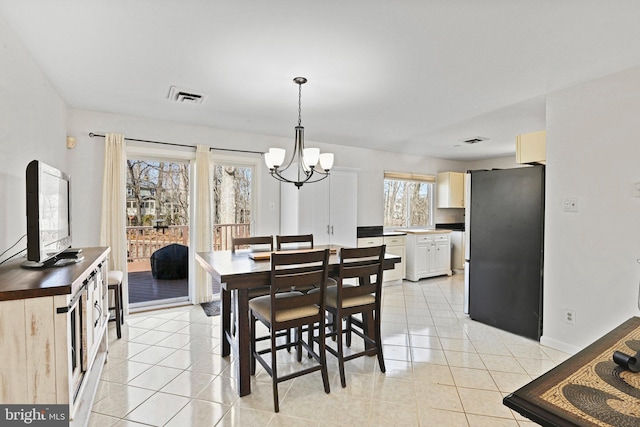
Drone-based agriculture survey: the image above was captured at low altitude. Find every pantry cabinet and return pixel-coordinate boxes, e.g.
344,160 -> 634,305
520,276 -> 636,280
437,172 -> 465,208
281,169 -> 357,248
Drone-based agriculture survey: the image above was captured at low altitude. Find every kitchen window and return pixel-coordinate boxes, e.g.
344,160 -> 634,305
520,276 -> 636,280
383,171 -> 435,228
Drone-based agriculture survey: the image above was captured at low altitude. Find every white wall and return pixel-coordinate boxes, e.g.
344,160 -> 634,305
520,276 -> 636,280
66,109 -> 471,247
542,66 -> 640,353
0,15 -> 68,254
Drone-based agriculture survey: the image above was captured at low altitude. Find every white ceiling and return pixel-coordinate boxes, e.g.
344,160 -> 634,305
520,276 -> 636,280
2,1 -> 640,160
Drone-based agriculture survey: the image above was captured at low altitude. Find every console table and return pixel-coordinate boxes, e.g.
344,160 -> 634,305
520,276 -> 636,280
504,316 -> 640,426
0,247 -> 110,427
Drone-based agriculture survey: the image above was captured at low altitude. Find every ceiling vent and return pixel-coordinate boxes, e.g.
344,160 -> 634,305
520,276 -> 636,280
461,136 -> 488,144
167,86 -> 207,105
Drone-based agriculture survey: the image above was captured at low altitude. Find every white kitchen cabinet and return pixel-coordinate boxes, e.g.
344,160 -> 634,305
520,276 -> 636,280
516,130 -> 546,164
437,172 -> 465,208
357,234 -> 406,284
281,169 -> 357,248
404,232 -> 452,281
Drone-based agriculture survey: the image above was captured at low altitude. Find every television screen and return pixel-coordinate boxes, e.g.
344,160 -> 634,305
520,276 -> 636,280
24,160 -> 72,267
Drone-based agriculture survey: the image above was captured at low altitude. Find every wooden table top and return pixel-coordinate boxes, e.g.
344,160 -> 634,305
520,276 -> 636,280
504,316 -> 640,427
0,247 -> 110,301
196,245 -> 401,290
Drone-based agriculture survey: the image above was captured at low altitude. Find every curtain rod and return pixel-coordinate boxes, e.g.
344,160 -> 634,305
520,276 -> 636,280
88,133 -> 263,155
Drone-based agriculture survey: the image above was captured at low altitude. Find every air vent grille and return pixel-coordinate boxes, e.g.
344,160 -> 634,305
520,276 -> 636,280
167,86 -> 207,105
462,136 -> 488,144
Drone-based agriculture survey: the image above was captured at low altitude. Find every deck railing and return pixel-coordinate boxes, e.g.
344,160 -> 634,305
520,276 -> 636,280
126,223 -> 251,263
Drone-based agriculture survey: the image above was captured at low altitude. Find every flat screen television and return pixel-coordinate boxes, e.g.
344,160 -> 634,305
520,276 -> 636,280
22,160 -> 73,268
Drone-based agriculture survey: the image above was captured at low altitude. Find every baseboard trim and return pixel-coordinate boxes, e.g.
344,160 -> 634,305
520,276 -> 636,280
540,335 -> 581,355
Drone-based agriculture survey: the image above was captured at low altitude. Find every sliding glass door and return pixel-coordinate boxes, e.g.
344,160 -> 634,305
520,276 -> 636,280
125,157 -> 191,309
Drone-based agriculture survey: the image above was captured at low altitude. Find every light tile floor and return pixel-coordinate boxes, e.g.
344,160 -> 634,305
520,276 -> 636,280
89,273 -> 571,426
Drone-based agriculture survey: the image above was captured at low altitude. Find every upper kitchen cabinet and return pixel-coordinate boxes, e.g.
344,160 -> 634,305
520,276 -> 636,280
280,169 -> 357,247
516,130 -> 546,164
437,171 -> 465,208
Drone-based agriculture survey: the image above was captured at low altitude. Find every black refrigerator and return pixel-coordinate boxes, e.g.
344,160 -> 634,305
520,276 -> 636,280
468,165 -> 545,340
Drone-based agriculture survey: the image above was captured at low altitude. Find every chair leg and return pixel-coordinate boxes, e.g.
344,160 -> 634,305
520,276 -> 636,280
374,309 -> 386,373
118,285 -> 124,325
307,322 -> 315,359
336,313 -> 347,388
250,313 -> 256,375
345,315 -> 352,347
271,329 -> 280,413
113,285 -> 122,339
296,326 -> 303,362
318,319 -> 331,394
286,328 -> 292,353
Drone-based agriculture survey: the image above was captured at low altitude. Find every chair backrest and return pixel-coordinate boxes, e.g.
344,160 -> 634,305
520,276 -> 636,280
231,235 -> 274,254
337,245 -> 386,307
276,234 -> 314,251
269,249 -> 329,326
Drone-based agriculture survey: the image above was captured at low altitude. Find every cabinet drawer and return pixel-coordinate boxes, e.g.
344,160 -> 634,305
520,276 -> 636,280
358,237 -> 384,247
433,234 -> 450,242
384,236 -> 405,246
416,235 -> 433,244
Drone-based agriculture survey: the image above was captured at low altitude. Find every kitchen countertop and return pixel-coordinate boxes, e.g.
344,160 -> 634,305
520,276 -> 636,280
395,229 -> 452,234
357,226 -> 406,238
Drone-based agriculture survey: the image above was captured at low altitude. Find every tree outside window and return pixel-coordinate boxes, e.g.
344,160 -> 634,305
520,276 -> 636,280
383,175 -> 433,228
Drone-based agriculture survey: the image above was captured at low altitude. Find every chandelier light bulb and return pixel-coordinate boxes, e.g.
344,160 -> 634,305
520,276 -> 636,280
268,148 -> 286,168
303,148 -> 320,169
319,153 -> 334,172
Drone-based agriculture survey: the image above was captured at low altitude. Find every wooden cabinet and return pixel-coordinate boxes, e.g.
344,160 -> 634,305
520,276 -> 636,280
281,169 -> 357,247
0,247 -> 110,426
437,172 -> 465,208
404,232 -> 452,281
516,130 -> 546,164
357,234 -> 406,284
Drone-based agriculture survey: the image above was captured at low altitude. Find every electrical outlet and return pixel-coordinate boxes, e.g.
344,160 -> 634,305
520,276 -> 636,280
563,309 -> 576,325
563,197 -> 579,212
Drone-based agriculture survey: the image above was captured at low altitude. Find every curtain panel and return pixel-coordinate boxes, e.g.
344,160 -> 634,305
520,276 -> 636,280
194,144 -> 213,303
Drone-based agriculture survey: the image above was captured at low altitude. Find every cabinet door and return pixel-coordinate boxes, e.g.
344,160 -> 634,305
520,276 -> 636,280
449,172 -> 465,208
437,172 -> 465,208
433,241 -> 450,272
329,170 -> 357,247
283,178 -> 331,245
516,130 -> 546,164
281,170 -> 357,247
416,244 -> 429,276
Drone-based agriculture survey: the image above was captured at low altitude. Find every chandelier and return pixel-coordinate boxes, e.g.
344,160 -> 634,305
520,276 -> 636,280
264,77 -> 334,188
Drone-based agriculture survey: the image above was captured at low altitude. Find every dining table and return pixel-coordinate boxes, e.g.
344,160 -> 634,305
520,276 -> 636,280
195,245 -> 401,397
503,316 -> 640,426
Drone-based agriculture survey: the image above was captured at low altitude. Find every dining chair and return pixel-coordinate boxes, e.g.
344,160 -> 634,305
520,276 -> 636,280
249,249 -> 331,412
231,235 -> 273,254
276,234 -> 314,250
229,236 -> 274,336
320,245 -> 387,387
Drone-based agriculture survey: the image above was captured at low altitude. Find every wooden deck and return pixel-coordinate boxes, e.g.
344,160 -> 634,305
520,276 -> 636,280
128,271 -> 188,304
